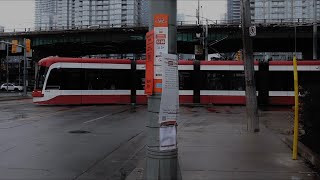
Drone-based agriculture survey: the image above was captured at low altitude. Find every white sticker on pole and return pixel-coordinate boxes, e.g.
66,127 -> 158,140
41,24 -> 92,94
249,26 -> 256,37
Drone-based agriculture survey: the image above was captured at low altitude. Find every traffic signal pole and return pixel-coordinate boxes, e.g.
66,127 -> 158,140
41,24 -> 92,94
145,0 -> 179,179
0,40 -> 29,96
6,43 -> 9,92
23,38 -> 28,96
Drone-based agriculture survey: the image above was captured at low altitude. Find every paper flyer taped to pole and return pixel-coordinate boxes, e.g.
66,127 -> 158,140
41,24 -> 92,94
160,126 -> 177,151
159,53 -> 179,151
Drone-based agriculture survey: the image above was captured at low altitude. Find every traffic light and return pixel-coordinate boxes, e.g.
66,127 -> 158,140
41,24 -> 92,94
25,39 -> 31,53
11,40 -> 18,53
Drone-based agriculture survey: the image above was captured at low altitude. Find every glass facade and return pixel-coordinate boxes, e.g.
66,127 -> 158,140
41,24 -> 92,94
227,0 -> 320,24
35,0 -> 57,29
35,0 -> 142,29
253,0 -> 320,23
227,0 -> 241,23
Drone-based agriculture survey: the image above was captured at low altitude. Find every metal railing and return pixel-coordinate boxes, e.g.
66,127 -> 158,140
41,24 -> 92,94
0,18 -> 318,33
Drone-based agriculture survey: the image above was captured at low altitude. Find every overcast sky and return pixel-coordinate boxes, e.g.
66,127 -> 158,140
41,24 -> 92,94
0,0 -> 226,30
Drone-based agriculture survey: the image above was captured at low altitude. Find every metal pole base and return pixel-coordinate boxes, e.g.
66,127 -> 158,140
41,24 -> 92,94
145,95 -> 180,180
145,147 -> 179,180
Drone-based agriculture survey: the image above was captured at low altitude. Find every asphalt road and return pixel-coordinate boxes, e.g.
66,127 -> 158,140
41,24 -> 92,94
0,99 -> 146,180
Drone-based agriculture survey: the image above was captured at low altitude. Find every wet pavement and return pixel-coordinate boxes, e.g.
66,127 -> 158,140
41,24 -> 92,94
0,100 -> 318,180
0,99 -> 146,180
178,106 -> 318,180
127,106 -> 319,180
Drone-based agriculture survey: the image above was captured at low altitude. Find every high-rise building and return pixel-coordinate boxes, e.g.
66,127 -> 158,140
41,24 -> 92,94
35,0 -> 142,29
227,0 -> 241,23
140,0 -> 150,26
177,13 -> 185,22
227,0 -> 320,24
252,0 -> 319,23
35,0 -> 57,29
0,26 -> 4,32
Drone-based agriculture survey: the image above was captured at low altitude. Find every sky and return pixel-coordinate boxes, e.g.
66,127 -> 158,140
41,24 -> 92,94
0,0 -> 226,30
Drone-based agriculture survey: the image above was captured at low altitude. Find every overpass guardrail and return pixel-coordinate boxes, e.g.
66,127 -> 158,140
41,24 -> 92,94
0,18 -> 319,34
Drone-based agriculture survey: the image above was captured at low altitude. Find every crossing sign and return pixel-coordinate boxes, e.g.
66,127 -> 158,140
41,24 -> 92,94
249,26 -> 256,37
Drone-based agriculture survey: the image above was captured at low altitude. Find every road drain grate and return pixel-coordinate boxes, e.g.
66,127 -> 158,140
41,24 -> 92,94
69,130 -> 91,134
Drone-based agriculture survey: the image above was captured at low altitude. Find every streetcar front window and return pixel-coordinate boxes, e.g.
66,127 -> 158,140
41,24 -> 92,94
36,66 -> 48,90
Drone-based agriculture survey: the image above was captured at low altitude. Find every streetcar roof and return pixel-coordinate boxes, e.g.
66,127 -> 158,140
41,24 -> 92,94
38,57 -> 132,67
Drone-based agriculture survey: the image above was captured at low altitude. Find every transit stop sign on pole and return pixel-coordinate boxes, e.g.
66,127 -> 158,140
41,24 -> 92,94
153,14 -> 169,93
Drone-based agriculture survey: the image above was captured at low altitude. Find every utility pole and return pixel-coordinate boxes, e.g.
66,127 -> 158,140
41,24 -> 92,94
313,0 -> 318,60
6,44 -> 9,92
205,19 -> 208,60
145,0 -> 178,179
241,0 -> 259,132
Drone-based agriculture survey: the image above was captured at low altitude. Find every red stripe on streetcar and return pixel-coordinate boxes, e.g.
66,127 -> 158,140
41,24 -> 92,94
200,96 -> 246,105
269,60 -> 320,65
268,97 -> 294,105
200,61 -> 259,65
35,95 -> 131,105
39,57 -> 132,67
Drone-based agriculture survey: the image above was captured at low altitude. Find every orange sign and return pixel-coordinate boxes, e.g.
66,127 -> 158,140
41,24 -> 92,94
145,30 -> 154,96
154,14 -> 169,27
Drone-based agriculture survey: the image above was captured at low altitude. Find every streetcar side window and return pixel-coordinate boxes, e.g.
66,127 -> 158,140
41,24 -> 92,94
100,69 -> 131,90
201,71 -> 245,90
46,68 -> 82,90
136,70 -> 193,90
46,68 -> 61,90
60,68 -> 82,90
179,71 -> 193,90
36,66 -> 48,90
84,69 -> 103,90
269,72 -> 293,91
83,69 -> 132,90
136,70 -> 145,90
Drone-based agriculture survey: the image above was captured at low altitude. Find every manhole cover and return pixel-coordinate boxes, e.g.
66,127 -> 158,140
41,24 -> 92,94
69,130 -> 91,134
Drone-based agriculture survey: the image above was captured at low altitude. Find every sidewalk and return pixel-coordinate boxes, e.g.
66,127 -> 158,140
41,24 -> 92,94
127,106 -> 318,180
178,106 -> 317,180
0,92 -> 32,101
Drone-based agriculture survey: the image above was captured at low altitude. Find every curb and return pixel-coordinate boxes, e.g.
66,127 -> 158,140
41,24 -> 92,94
125,158 -> 145,180
0,96 -> 32,102
282,137 -> 320,170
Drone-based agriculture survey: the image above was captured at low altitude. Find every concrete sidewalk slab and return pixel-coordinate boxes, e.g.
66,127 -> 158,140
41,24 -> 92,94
178,106 -> 317,180
126,106 -> 318,180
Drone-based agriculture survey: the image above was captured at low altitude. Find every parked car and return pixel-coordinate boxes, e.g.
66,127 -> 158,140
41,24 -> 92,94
0,83 -> 23,91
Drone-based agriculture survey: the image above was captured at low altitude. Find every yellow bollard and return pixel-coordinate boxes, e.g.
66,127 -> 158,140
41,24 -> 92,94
292,55 -> 299,160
